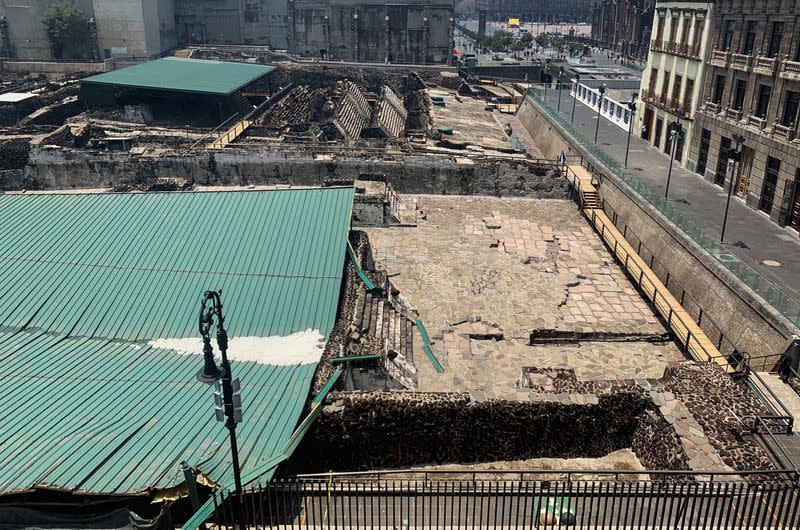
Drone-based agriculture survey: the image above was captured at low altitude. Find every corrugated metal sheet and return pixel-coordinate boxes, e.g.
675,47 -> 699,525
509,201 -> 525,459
0,188 -> 354,496
80,58 -> 275,95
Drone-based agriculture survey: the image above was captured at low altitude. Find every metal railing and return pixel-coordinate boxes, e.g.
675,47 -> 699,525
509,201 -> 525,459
197,473 -> 800,529
525,86 -> 800,331
747,370 -> 794,434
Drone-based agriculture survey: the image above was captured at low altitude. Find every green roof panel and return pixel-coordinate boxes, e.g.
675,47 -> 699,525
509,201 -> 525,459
0,187 -> 354,496
80,57 -> 275,96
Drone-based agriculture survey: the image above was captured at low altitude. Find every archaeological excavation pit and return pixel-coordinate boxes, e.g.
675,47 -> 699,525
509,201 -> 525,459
286,194 -> 777,479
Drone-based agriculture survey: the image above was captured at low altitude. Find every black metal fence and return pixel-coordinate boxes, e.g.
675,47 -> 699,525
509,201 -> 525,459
201,471 -> 800,529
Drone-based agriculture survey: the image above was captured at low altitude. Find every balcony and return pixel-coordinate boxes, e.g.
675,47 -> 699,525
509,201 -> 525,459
780,59 -> 800,81
651,39 -> 663,51
731,53 -> 752,71
773,122 -> 797,141
754,55 -> 777,75
688,43 -> 701,58
748,115 -> 768,130
710,49 -> 730,67
704,101 -> 721,114
725,107 -> 743,121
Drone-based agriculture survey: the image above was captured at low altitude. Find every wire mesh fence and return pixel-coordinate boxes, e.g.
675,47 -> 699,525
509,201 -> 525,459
202,473 -> 800,529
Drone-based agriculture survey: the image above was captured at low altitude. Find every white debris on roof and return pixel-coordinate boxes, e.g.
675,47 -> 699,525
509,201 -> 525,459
148,329 -> 326,366
0,92 -> 36,103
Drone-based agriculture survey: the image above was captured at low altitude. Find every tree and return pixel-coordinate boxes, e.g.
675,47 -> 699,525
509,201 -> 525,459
41,1 -> 89,59
520,32 -> 533,45
510,41 -> 525,52
535,33 -> 549,49
551,36 -> 566,54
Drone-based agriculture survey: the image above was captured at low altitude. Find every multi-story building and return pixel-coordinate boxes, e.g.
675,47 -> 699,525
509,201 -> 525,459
636,1 -> 713,166
0,0 -> 176,60
688,0 -> 800,231
590,0 -> 655,60
173,0 -> 289,49
289,0 -> 454,64
489,0 -> 593,23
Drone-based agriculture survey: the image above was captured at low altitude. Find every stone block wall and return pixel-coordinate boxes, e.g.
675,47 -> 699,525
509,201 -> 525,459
290,390 -> 689,472
372,86 -> 407,138
333,80 -> 372,141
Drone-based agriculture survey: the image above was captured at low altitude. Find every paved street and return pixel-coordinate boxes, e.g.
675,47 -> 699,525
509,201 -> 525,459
538,87 -> 800,308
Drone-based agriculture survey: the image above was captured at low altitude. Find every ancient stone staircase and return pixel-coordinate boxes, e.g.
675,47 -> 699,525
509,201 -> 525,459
353,288 -> 415,363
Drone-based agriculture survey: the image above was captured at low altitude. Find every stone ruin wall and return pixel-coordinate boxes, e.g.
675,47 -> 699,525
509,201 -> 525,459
20,149 -> 570,199
290,390 -> 690,474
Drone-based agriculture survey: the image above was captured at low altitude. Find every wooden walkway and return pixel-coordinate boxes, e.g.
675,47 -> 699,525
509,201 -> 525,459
565,165 -> 733,373
208,117 -> 253,149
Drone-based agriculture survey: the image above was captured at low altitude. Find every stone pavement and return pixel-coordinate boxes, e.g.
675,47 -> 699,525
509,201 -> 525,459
538,88 -> 800,305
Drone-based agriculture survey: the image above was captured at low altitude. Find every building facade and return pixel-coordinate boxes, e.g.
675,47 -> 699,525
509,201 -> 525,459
489,0 -> 593,23
289,0 -> 454,64
0,0 -> 176,60
173,0 -> 289,49
636,1 -> 713,166
590,0 -> 655,59
688,0 -> 800,231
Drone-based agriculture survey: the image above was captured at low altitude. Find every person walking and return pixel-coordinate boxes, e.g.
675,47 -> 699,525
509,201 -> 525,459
778,354 -> 792,383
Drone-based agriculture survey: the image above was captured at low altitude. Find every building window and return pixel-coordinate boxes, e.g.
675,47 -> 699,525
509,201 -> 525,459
673,75 -> 683,107
713,74 -> 725,104
755,84 -> 772,118
693,21 -> 704,48
684,78 -> 695,111
722,20 -> 736,50
661,71 -> 671,99
742,21 -> 758,54
733,79 -> 747,110
714,136 -> 731,186
649,68 -> 658,92
655,16 -> 664,43
697,128 -> 711,176
759,156 -> 781,213
669,15 -> 678,43
783,91 -> 800,127
767,21 -> 784,58
681,17 -> 690,44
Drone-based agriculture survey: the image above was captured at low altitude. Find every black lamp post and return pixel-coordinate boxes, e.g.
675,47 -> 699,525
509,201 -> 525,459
721,134 -> 745,242
594,83 -> 606,143
664,108 -> 684,200
197,290 -> 244,528
571,73 -> 580,123
557,65 -> 564,111
624,92 -> 637,168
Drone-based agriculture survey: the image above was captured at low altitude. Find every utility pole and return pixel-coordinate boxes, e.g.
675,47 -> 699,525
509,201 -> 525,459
664,108 -> 684,200
571,73 -> 580,123
624,92 -> 637,168
721,134 -> 745,243
594,83 -> 606,143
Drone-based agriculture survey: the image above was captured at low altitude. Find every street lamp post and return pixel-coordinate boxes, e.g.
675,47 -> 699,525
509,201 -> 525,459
624,92 -> 637,168
557,66 -> 564,111
197,290 -> 244,529
721,134 -> 745,243
571,73 -> 580,123
594,83 -> 606,143
664,108 -> 684,200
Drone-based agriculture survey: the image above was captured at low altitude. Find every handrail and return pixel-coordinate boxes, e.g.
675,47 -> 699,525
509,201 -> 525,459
754,416 -> 799,472
747,369 -> 794,433
296,467 -> 798,480
525,85 -> 800,332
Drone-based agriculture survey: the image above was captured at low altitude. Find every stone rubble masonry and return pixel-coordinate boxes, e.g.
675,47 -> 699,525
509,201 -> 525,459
332,80 -> 372,141
294,390 -> 690,474
371,86 -> 408,139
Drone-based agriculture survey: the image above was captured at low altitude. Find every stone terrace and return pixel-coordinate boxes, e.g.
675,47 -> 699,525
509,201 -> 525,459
363,195 -> 773,473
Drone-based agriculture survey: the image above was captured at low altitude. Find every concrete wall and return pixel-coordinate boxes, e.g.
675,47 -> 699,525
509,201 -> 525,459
0,0 -> 93,59
22,147 -> 569,199
2,59 -> 108,74
517,97 -> 795,365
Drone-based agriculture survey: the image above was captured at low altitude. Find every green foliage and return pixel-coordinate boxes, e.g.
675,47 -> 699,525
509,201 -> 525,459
520,32 -> 533,44
510,41 -> 525,52
551,36 -> 566,53
41,1 -> 88,58
535,33 -> 550,48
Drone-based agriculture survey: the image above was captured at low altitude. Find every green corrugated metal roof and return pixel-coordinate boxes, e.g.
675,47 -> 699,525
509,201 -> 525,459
80,57 -> 275,96
0,187 -> 354,496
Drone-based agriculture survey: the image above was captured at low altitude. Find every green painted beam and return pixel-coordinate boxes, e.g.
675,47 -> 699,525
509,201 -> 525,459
416,319 -> 431,344
330,354 -> 381,364
423,344 -> 444,373
347,240 -> 377,290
